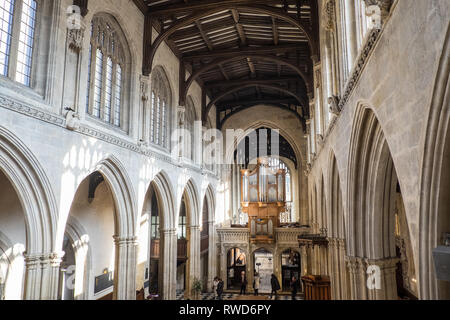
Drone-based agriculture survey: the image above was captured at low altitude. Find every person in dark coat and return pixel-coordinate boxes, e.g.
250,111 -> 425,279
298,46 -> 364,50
291,276 -> 299,300
270,274 -> 281,300
239,271 -> 248,295
216,278 -> 224,300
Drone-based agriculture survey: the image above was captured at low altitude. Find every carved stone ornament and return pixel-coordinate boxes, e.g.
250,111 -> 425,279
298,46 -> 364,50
65,109 -> 80,131
316,134 -> 324,146
178,106 -> 186,127
328,95 -> 341,115
364,0 -> 392,21
67,24 -> 85,53
140,80 -> 149,102
324,0 -> 335,32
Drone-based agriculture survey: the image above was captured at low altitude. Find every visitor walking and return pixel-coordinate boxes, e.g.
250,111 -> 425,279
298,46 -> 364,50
213,277 -> 219,300
270,274 -> 280,300
253,273 -> 260,296
217,278 -> 224,300
291,276 -> 299,300
239,271 -> 248,295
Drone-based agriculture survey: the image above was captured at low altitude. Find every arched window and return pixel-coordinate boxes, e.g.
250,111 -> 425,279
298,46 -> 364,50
0,0 -> 38,87
86,14 -> 128,128
150,67 -> 171,149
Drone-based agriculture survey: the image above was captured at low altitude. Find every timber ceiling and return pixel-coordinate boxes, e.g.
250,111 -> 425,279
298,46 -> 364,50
133,0 -> 319,130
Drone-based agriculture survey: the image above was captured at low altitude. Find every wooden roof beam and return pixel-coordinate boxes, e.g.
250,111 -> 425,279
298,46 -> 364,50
217,98 -> 298,109
272,17 -> 279,45
144,5 -> 316,75
148,0 -> 293,16
182,44 -> 305,61
247,58 -> 256,78
195,20 -> 214,51
205,83 -> 305,121
205,76 -> 301,88
219,64 -> 230,80
231,9 -> 247,46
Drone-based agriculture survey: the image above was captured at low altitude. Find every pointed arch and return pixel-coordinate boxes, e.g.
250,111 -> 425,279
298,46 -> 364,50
150,170 -> 176,230
181,179 -> 201,227
94,155 -> 137,238
419,24 -> 450,300
0,126 -> 57,255
203,184 -> 216,224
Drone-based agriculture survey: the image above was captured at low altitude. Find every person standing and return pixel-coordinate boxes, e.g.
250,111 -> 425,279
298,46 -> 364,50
270,274 -> 280,300
239,271 -> 247,295
291,276 -> 299,300
217,278 -> 224,300
253,273 -> 260,296
213,277 -> 219,300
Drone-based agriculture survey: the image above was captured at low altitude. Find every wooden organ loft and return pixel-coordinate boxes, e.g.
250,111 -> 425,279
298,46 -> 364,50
241,158 -> 287,243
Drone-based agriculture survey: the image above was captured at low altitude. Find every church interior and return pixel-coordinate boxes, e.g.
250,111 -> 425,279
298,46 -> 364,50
0,0 -> 449,301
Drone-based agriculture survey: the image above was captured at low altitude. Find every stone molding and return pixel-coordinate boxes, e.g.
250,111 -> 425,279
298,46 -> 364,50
0,95 -> 217,178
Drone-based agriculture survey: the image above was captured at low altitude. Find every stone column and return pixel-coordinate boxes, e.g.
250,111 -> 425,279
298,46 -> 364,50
224,165 -> 233,225
344,0 -> 358,74
24,252 -> 64,300
113,236 -> 138,300
220,245 -> 227,290
161,229 -> 177,300
366,257 -> 399,300
186,225 -> 201,299
338,239 -> 348,299
328,239 -> 337,299
140,77 -> 150,143
345,256 -> 358,300
207,221 -> 216,292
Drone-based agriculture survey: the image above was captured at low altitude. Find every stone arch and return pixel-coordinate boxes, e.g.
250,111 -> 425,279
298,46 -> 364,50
223,119 -> 305,171
58,155 -> 137,300
0,126 -> 59,299
180,178 -> 201,228
0,126 -> 57,255
327,150 -> 345,240
63,216 -> 92,300
347,104 -> 415,300
203,184 -> 216,223
149,171 -> 176,230
419,24 -> 450,300
327,151 -> 348,300
94,155 -> 137,238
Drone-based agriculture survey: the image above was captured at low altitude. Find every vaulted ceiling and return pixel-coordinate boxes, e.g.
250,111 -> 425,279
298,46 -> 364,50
133,0 -> 320,130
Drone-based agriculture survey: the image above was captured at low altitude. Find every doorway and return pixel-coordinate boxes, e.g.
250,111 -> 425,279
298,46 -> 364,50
253,248 -> 273,294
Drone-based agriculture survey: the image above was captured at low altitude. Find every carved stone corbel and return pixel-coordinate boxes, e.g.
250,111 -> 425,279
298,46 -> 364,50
328,95 -> 341,115
65,109 -> 80,131
364,0 -> 393,26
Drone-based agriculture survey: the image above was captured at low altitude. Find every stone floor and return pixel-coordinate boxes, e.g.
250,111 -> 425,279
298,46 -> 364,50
176,291 -> 303,301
